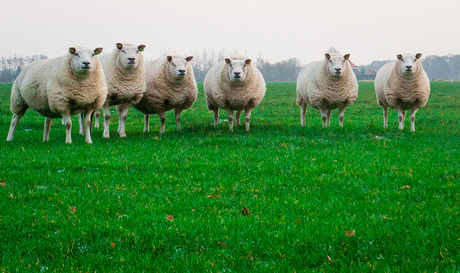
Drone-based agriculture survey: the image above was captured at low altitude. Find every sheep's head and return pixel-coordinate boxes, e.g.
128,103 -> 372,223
116,43 -> 146,70
225,58 -> 251,82
397,53 -> 422,75
325,53 -> 350,78
167,56 -> 193,79
69,47 -> 103,76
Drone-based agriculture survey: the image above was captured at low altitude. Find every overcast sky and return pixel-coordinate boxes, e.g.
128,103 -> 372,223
1,0 -> 459,65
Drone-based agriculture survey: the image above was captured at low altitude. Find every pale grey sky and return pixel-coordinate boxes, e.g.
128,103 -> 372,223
1,0 -> 459,65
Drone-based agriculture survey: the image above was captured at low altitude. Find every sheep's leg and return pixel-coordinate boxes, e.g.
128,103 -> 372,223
326,110 -> 332,127
62,113 -> 72,144
43,118 -> 52,142
7,112 -> 26,141
213,106 -> 219,128
338,107 -> 347,127
83,110 -> 93,144
235,110 -> 242,126
61,119 -> 65,125
94,110 -> 100,128
410,107 -> 419,132
396,107 -> 405,130
117,103 -> 131,138
78,113 -> 84,136
244,108 -> 253,132
383,107 -> 388,128
319,109 -> 328,128
225,109 -> 235,132
300,101 -> 307,127
144,114 -> 150,132
102,104 -> 111,138
175,108 -> 183,130
159,112 -> 166,134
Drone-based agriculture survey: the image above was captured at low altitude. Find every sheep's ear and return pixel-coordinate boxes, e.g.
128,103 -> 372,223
185,56 -> 193,62
415,53 -> 422,59
138,45 -> 146,52
167,56 -> 173,62
397,54 -> 403,60
245,59 -> 252,65
225,58 -> 231,64
94,48 -> 103,55
344,54 -> 350,60
116,43 -> 123,50
325,53 -> 331,60
69,47 -> 76,55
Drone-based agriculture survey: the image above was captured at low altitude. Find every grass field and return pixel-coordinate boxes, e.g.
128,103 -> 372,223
0,81 -> 459,272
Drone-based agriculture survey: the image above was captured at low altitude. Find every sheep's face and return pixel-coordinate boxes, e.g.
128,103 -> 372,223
167,56 -> 193,79
225,58 -> 251,82
397,53 -> 422,75
69,47 -> 103,76
325,53 -> 350,78
117,43 -> 146,70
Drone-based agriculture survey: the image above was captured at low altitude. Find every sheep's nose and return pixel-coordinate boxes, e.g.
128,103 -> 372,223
128,58 -> 135,61
406,65 -> 412,69
335,68 -> 341,71
83,61 -> 90,65
234,72 -> 241,78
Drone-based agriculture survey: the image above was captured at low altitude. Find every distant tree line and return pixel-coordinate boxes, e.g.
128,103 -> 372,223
1,52 -> 460,82
0,55 -> 47,82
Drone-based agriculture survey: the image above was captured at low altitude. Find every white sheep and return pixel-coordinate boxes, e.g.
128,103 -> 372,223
133,55 -> 197,134
204,57 -> 266,132
296,53 -> 358,127
374,53 -> 430,131
98,43 -> 146,138
7,47 -> 106,144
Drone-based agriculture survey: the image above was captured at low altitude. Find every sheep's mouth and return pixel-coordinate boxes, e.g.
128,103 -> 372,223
127,60 -> 136,65
81,65 -> 91,70
405,68 -> 413,72
178,72 -> 186,77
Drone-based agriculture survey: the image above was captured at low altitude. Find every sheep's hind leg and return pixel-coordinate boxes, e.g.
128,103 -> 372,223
83,110 -> 93,144
396,107 -> 405,130
43,118 -> 52,142
175,108 -> 183,130
213,106 -> 219,128
326,110 -> 332,127
338,107 -> 347,127
410,107 -> 419,132
102,104 -> 111,138
244,108 -> 253,132
62,113 -> 72,144
144,114 -> 150,132
235,110 -> 242,126
383,106 -> 388,128
159,112 -> 166,134
78,113 -> 85,135
319,109 -> 328,128
300,101 -> 307,127
225,109 -> 235,132
7,112 -> 26,141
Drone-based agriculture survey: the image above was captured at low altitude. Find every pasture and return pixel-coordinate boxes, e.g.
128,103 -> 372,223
0,81 -> 459,272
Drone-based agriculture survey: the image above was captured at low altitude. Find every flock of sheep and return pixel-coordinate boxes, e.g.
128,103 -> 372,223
5,43 -> 431,144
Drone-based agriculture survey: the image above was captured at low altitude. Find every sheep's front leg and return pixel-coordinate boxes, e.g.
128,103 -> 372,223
225,109 -> 235,132
117,103 -> 131,138
102,104 -> 111,138
175,108 -> 183,130
244,108 -> 253,132
62,113 -> 72,144
83,110 -> 93,144
144,114 -> 150,132
410,107 -> 419,132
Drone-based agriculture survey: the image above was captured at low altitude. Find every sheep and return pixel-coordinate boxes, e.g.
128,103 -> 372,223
296,53 -> 358,127
204,57 -> 266,132
133,55 -> 197,134
374,53 -> 430,131
98,43 -> 146,138
6,47 -> 106,144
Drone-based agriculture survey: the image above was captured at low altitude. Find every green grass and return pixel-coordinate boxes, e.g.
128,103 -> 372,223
0,81 -> 459,272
